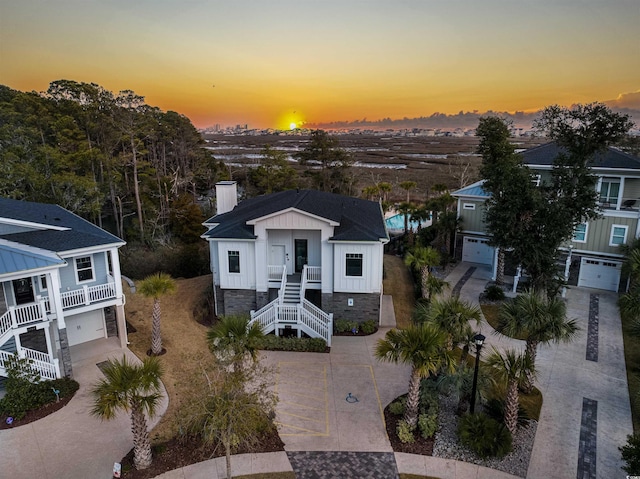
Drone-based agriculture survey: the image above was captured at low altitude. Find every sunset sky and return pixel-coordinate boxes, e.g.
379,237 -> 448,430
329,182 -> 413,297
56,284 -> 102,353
1,0 -> 638,130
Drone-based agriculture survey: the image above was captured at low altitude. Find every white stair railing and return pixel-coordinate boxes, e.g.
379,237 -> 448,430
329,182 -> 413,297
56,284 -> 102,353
0,302 -> 47,344
0,349 -> 59,380
278,266 -> 287,305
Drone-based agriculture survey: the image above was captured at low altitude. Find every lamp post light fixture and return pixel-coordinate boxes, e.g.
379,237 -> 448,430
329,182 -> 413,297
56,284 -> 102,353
469,333 -> 486,414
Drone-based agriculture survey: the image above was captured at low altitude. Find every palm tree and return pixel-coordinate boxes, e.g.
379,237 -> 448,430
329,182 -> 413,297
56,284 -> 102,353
484,347 -> 533,437
138,272 -> 176,356
495,289 -> 579,393
399,180 -> 417,203
375,323 -> 452,429
90,355 -> 163,470
405,246 -> 440,300
397,201 -> 413,235
425,274 -> 450,302
207,314 -> 265,367
416,297 -> 481,350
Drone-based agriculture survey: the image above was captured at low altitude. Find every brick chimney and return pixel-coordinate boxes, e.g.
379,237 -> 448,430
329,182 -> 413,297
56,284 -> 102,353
215,181 -> 238,215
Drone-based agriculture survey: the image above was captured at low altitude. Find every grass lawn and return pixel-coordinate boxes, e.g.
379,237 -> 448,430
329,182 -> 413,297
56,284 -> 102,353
384,253 -> 416,329
124,274 -> 213,441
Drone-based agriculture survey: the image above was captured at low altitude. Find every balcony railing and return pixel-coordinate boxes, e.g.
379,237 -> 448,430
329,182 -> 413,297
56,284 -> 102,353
55,282 -> 117,311
599,196 -> 640,212
0,302 -> 47,341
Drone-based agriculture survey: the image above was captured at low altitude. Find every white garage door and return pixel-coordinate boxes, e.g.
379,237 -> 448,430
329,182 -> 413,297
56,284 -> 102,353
577,258 -> 622,291
462,237 -> 494,265
66,309 -> 105,346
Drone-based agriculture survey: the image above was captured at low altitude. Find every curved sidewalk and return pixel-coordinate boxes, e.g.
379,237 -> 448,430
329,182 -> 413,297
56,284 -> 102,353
0,337 -> 169,479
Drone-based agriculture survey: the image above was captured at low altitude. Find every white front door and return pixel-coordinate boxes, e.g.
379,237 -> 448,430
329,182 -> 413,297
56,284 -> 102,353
462,237 -> 494,265
578,258 -> 622,291
66,309 -> 106,346
270,245 -> 286,266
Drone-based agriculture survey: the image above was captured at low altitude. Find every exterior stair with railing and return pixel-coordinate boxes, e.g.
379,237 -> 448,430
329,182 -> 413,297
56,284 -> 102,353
282,283 -> 301,304
249,265 -> 333,346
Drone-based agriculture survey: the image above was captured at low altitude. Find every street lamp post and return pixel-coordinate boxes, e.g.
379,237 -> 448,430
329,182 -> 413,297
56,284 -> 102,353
469,333 -> 486,414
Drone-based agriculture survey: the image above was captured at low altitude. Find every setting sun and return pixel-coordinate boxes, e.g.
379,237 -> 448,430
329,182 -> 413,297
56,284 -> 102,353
289,122 -> 297,130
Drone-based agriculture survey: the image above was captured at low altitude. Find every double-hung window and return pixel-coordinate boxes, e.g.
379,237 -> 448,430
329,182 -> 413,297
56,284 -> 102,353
75,256 -> 94,282
572,223 -> 588,243
345,253 -> 363,277
610,225 -> 628,246
228,251 -> 240,273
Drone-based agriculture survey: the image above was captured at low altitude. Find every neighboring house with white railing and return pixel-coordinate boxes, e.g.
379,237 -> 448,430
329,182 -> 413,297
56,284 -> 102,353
453,143 -> 640,292
202,182 -> 389,346
0,197 -> 127,380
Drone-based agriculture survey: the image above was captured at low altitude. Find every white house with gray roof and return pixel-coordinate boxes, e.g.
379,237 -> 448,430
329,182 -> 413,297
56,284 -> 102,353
0,197 -> 127,380
202,182 -> 389,345
452,142 -> 640,292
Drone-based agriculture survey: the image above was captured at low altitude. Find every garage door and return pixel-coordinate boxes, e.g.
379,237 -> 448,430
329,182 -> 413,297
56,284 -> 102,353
577,258 -> 622,291
462,237 -> 494,265
66,309 -> 105,346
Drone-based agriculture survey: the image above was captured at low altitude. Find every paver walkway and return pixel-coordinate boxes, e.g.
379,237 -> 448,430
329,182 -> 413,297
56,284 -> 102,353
446,263 -> 632,479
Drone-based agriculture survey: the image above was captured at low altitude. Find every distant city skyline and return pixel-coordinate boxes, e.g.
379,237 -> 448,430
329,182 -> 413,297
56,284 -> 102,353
1,1 -> 638,130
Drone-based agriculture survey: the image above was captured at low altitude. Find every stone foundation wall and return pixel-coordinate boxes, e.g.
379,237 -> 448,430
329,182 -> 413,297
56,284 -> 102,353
222,289 -> 257,316
326,292 -> 381,324
104,307 -> 118,337
58,328 -> 73,378
256,291 -> 269,310
214,285 -> 225,316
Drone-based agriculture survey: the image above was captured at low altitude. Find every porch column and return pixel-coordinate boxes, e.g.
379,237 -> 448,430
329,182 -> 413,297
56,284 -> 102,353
255,238 -> 268,294
109,248 -> 124,300
46,271 -> 65,327
43,324 -> 61,378
617,177 -> 625,210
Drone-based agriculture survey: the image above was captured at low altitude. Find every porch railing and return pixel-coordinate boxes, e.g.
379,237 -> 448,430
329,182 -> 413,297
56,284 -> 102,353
0,301 -> 47,342
305,266 -> 322,282
268,265 -> 286,281
0,349 -> 59,380
59,282 -> 117,310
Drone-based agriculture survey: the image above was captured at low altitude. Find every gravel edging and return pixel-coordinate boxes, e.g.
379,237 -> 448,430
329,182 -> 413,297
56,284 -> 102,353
432,395 -> 537,478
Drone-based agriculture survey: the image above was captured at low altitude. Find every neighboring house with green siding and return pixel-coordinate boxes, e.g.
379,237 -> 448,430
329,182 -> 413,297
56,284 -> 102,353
452,142 -> 640,292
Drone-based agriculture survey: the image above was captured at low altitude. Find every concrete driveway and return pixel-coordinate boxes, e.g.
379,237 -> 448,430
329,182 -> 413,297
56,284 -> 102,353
0,337 -> 168,479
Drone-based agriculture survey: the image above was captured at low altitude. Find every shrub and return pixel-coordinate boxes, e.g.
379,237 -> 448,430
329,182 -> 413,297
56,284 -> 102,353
396,419 -> 415,444
389,399 -> 405,416
334,319 -> 358,333
418,412 -> 438,438
257,335 -> 327,353
0,356 -> 80,420
485,285 -> 506,301
359,320 -> 377,335
458,413 -> 512,458
620,434 -> 640,474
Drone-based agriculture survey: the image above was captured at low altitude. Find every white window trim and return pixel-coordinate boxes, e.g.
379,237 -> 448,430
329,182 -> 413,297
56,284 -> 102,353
228,250 -> 240,274
74,256 -> 95,284
345,253 -> 363,277
39,275 -> 48,291
462,203 -> 476,210
572,223 -> 588,244
609,224 -> 628,247
532,174 -> 541,187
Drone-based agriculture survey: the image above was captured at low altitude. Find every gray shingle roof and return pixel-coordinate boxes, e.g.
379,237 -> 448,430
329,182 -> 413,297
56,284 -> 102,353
522,143 -> 640,169
0,197 -> 124,252
203,190 -> 389,242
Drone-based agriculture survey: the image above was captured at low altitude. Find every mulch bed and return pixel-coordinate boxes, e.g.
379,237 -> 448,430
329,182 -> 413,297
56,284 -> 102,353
384,405 -> 434,456
334,327 -> 378,337
0,394 -> 74,430
121,429 -> 285,479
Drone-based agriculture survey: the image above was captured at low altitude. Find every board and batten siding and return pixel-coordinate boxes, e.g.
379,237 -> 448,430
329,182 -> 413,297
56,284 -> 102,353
571,215 -> 638,255
218,241 -> 256,289
58,252 -> 109,288
622,177 -> 640,200
459,200 -> 488,233
252,210 -> 334,234
332,242 -> 383,294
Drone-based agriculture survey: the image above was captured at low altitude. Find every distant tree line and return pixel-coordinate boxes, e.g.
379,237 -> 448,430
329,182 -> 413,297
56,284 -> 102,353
0,80 -> 225,244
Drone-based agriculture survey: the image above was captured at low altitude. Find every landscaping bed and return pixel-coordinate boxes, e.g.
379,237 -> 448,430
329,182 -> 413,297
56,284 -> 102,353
0,393 -> 74,430
121,429 -> 285,479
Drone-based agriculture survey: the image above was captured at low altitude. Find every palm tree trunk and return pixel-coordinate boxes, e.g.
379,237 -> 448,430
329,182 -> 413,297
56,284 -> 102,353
420,266 -> 429,300
522,339 -> 538,394
496,249 -> 505,285
131,402 -> 153,470
504,379 -> 519,437
404,368 -> 421,429
151,299 -> 162,355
